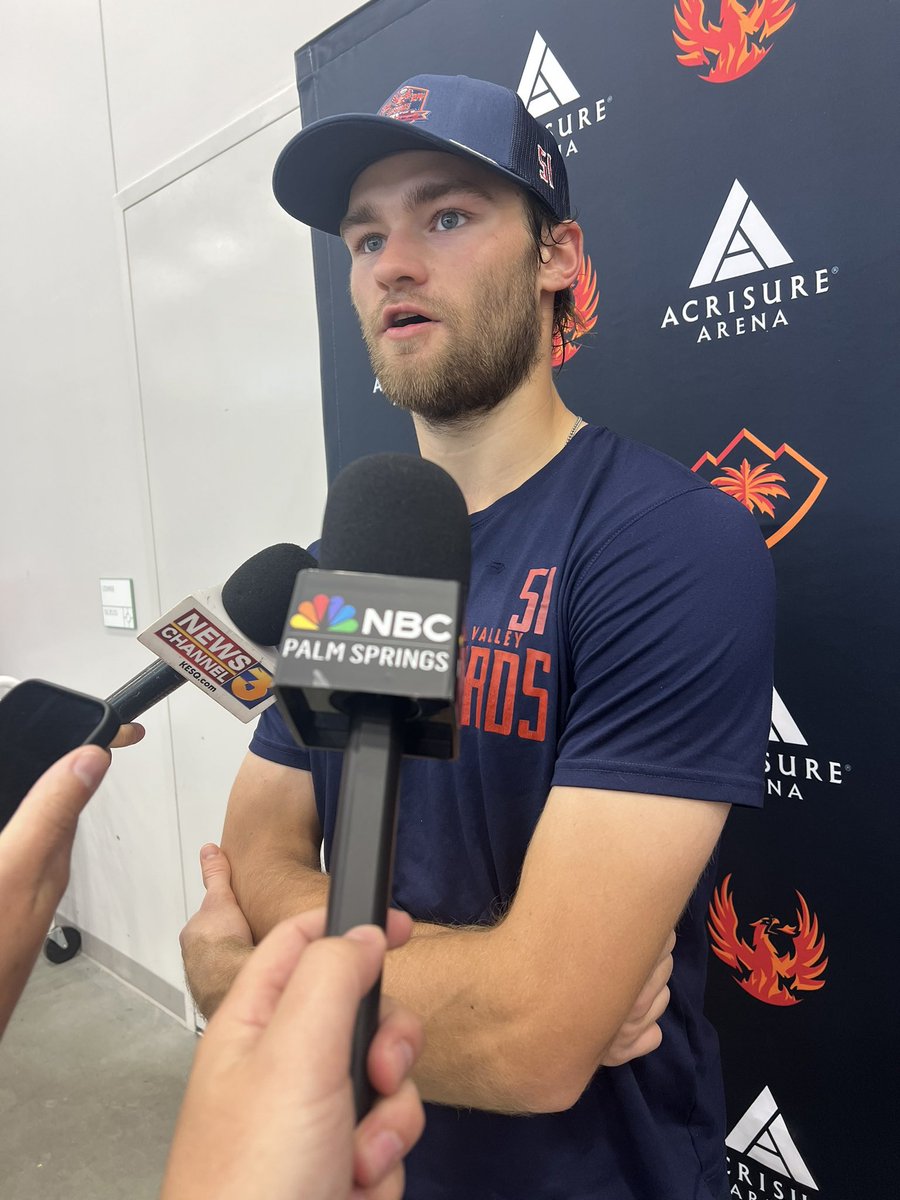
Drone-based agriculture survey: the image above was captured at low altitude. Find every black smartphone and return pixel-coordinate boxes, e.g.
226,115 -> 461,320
0,680 -> 119,831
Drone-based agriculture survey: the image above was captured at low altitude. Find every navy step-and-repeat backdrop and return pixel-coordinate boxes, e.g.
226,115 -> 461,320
290,2 -> 899,1194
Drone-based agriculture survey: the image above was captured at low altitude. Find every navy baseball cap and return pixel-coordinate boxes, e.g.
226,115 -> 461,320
272,74 -> 571,235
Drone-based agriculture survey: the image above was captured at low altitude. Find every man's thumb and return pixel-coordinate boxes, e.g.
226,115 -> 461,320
199,843 -> 232,891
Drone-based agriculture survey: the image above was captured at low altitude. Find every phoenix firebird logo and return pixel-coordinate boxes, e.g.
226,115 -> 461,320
673,0 -> 797,83
551,252 -> 599,367
708,874 -> 828,1006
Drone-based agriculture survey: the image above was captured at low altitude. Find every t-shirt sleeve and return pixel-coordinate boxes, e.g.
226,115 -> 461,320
552,485 -> 775,807
249,703 -> 313,771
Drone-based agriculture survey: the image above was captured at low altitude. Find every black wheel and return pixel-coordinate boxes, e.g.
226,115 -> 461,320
44,926 -> 82,964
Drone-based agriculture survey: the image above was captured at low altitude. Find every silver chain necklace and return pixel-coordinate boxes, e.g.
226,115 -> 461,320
565,415 -> 584,445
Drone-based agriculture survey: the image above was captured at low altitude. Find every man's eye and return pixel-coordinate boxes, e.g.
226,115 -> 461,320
437,211 -> 466,231
361,234 -> 385,254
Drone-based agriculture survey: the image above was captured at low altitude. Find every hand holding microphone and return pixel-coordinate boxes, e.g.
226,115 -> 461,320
0,533 -> 426,1196
164,903 -> 425,1200
0,544 -> 316,831
275,453 -> 471,1117
0,742 -> 425,1200
108,541 -> 316,724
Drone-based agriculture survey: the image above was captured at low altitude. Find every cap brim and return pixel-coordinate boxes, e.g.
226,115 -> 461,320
272,113 -> 526,236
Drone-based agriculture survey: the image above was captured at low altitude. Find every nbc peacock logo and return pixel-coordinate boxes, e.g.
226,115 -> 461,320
289,594 -> 359,634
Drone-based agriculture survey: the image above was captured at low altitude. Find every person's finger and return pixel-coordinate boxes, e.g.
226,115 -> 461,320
385,908 -> 413,951
353,1078 -> 425,1191
187,846 -> 255,948
264,925 -> 387,1090
197,843 -> 237,898
628,941 -> 675,1021
623,1022 -> 663,1063
8,745 -> 110,842
648,933 -> 675,982
643,984 -> 670,1030
350,1163 -> 406,1200
607,982 -> 670,1066
366,998 -> 425,1098
109,723 -> 145,749
646,946 -> 674,996
202,910 -> 329,1053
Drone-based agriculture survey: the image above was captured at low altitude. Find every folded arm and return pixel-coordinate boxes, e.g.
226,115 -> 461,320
381,784 -> 727,1112
184,749 -> 724,1113
220,752 -> 329,934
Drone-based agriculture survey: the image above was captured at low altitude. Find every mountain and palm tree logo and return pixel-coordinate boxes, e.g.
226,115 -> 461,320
693,429 -> 827,548
710,458 -> 789,519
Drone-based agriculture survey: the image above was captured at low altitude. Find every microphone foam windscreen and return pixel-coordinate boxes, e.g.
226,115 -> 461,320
319,454 -> 471,587
222,543 -> 318,646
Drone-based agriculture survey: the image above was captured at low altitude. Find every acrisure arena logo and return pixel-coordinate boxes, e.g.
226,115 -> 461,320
691,179 -> 791,287
767,686 -> 847,801
661,179 -> 834,343
674,0 -> 799,84
726,1085 -> 819,1197
516,31 -> 610,157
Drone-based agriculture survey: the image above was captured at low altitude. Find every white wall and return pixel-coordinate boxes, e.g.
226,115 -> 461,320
0,0 -> 363,1021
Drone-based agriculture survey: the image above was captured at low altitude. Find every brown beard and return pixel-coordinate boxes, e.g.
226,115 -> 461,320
357,245 -> 543,427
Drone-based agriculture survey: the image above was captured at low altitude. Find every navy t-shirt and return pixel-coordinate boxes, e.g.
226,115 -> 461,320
250,424 -> 775,1200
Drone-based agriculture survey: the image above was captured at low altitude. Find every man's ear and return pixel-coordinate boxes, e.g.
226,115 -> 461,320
538,220 -> 584,295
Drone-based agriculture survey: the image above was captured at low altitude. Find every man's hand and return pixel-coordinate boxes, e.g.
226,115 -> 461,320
0,744 -> 110,1037
163,908 -> 426,1200
600,931 -> 675,1068
180,844 -> 254,1018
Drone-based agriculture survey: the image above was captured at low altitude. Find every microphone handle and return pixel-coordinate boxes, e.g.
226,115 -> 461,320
105,660 -> 185,724
326,695 -> 405,1120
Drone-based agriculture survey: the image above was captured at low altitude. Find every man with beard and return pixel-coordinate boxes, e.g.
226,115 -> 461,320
181,75 -> 774,1200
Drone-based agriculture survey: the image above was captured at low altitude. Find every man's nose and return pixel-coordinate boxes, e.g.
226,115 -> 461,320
372,231 -> 428,289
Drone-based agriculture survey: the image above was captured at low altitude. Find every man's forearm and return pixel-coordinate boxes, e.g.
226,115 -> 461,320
381,922 -> 565,1114
236,856 -> 448,946
232,854 -> 330,943
229,859 -> 567,1110
186,937 -> 253,1019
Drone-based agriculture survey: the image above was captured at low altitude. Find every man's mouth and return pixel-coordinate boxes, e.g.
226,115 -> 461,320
381,305 -> 438,333
392,314 -> 431,328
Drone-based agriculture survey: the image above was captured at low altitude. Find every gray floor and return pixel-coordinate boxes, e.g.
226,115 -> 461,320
0,951 -> 197,1199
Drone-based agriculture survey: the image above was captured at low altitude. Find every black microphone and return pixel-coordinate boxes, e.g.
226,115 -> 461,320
274,453 -> 471,1117
107,544 -> 316,725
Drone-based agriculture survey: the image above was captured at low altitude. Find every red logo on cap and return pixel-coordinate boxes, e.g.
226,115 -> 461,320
536,145 -> 555,190
378,86 -> 430,123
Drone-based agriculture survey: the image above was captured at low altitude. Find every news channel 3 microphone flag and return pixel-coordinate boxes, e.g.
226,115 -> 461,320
281,2 -> 899,1195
